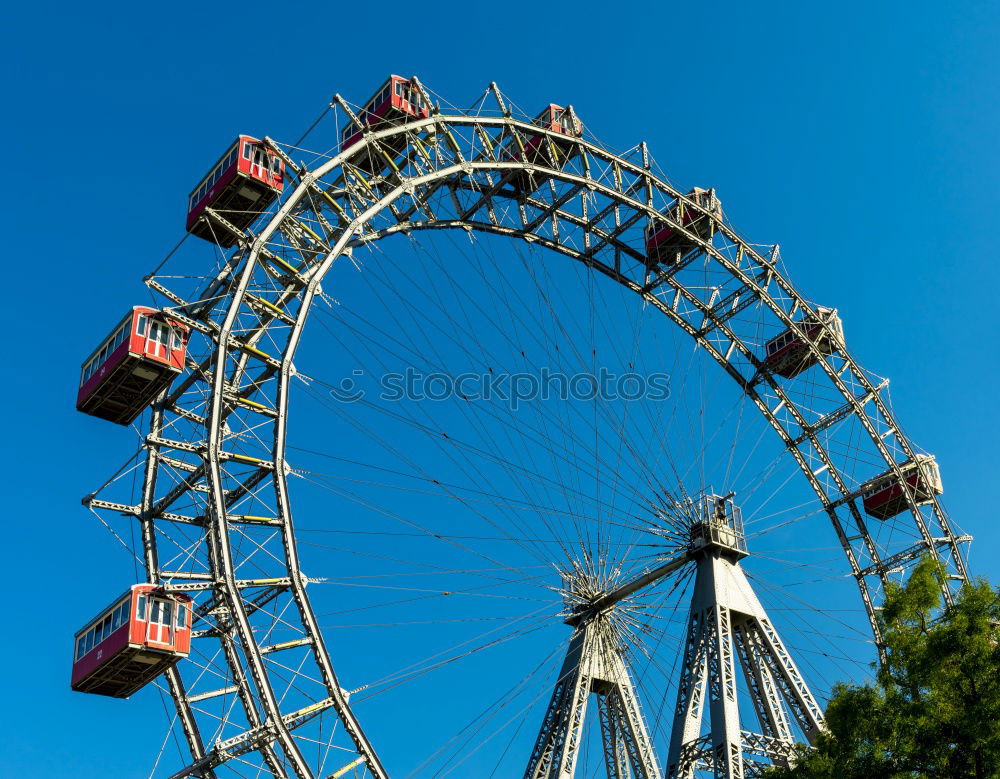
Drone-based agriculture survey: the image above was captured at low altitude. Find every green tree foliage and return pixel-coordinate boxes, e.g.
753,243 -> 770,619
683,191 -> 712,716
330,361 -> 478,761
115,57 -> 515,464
767,557 -> 1000,778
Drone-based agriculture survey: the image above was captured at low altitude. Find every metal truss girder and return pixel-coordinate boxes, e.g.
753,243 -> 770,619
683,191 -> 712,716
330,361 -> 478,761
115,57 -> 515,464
205,273 -> 318,774
200,208 -> 254,247
147,435 -> 203,454
598,694 -> 631,779
667,552 -> 824,778
244,294 -> 296,327
85,497 -> 135,514
227,514 -> 284,526
695,271 -> 770,336
525,627 -> 592,778
162,577 -> 296,593
856,534 -> 973,579
522,181 -> 587,233
739,730 -> 798,762
787,379 -> 890,448
260,637 -> 313,655
190,583 -> 291,639
159,453 -> 200,473
187,685 -> 241,704
445,176 -> 648,265
590,173 -> 645,215
585,207 -> 646,257
734,625 -> 791,744
458,166 -> 522,221
526,619 -> 658,779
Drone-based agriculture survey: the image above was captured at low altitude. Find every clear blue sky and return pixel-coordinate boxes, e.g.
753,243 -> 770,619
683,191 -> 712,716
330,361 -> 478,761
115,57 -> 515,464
4,0 -> 1000,776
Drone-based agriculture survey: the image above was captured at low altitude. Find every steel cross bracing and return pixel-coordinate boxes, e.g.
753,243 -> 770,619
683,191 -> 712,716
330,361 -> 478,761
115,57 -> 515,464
665,546 -> 824,779
525,553 -> 691,778
525,618 -> 659,778
83,80 -> 970,776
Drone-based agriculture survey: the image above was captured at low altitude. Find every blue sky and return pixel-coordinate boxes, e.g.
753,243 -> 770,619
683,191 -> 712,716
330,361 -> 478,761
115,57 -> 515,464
4,0 -> 1000,776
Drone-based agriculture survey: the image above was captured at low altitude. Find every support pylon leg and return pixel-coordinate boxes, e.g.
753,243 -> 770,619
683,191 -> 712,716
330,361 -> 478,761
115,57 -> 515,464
666,545 -> 825,777
747,617 -> 823,741
607,685 -> 658,779
735,625 -> 792,745
706,604 -> 744,779
666,611 -> 709,778
526,626 -> 593,778
525,619 -> 660,779
597,694 -> 629,779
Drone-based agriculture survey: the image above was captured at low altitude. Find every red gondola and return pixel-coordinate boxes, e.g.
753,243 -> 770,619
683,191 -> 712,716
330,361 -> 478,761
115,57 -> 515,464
77,307 -> 188,425
340,76 -> 431,173
508,104 -> 583,193
71,585 -> 193,698
763,307 -> 843,379
862,456 -> 943,520
186,135 -> 284,247
644,188 -> 722,267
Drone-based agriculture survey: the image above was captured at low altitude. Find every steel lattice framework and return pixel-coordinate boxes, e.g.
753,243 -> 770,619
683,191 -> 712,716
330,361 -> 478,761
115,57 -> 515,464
525,612 -> 659,778
664,507 -> 824,779
525,497 -> 826,779
84,79 -> 971,777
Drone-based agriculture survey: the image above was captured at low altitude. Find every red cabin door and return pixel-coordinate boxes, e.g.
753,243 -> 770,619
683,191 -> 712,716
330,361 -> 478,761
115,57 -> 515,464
146,598 -> 174,647
146,320 -> 169,360
250,146 -> 269,183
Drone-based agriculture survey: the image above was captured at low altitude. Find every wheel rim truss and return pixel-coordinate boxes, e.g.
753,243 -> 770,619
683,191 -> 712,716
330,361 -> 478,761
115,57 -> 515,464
85,87 -> 970,777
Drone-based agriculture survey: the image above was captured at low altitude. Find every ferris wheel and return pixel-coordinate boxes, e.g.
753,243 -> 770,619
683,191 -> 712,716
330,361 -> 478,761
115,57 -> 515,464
74,75 -> 971,778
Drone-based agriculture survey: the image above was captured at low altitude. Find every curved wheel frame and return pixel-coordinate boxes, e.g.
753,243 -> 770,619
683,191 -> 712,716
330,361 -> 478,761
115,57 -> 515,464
86,82 -> 969,778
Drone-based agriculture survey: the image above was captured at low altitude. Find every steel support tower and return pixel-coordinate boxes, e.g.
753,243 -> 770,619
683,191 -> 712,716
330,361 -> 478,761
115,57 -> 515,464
524,606 -> 660,778
526,495 -> 825,779
665,496 -> 824,778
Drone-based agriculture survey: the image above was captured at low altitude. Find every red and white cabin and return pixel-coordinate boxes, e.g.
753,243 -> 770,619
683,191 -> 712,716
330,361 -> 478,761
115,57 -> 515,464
340,76 -> 431,172
186,135 -> 284,247
510,104 -> 584,192
521,104 -> 584,162
763,307 -> 843,379
644,188 -> 722,267
77,307 -> 189,425
862,456 -> 943,520
71,585 -> 193,698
